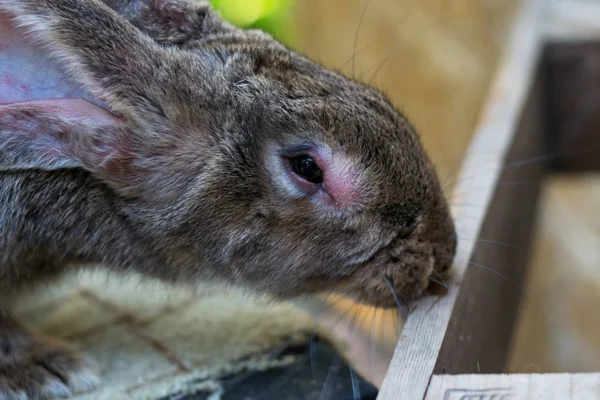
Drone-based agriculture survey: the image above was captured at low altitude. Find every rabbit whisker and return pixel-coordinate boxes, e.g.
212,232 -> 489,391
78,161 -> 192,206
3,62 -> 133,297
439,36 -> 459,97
383,274 -> 408,320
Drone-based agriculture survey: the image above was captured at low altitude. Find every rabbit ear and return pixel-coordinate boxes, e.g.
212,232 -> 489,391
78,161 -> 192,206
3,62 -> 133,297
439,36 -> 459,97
0,99 -> 141,195
0,0 -> 188,129
0,0 -> 242,135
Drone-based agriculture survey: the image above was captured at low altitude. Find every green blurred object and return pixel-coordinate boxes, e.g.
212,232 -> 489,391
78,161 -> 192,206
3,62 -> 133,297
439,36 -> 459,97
209,0 -> 297,47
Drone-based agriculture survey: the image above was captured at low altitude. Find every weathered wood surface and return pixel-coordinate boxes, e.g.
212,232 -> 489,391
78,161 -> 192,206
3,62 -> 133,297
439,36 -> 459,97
426,373 -> 600,400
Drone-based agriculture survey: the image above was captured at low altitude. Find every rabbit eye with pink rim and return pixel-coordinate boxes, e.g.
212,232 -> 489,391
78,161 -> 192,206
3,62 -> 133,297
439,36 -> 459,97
279,146 -> 362,207
280,148 -> 330,198
289,155 -> 323,184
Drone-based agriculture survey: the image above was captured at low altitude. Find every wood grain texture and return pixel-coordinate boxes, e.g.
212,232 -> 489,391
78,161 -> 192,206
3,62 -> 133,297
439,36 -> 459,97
426,373 -> 600,399
377,1 -> 543,397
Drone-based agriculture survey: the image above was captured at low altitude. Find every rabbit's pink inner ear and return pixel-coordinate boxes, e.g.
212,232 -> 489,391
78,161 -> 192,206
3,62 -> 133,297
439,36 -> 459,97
1,13 -> 89,104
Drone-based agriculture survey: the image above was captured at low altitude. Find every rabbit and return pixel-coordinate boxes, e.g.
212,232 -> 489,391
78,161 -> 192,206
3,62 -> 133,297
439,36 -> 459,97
0,0 -> 457,398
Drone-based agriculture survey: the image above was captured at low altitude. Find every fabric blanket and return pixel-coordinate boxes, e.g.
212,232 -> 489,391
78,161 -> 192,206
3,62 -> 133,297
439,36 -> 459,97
14,271 -> 381,399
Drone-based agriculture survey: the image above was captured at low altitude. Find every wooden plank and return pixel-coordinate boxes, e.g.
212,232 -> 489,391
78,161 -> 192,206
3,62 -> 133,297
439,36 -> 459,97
426,373 -> 600,399
432,61 -> 547,375
543,41 -> 600,172
377,0 -> 544,398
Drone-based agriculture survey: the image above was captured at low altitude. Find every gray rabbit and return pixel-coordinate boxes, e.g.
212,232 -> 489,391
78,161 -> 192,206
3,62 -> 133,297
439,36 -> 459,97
0,0 -> 456,398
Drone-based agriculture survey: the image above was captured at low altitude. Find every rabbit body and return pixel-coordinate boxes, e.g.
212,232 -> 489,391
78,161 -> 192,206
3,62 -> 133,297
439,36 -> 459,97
0,1 -> 456,398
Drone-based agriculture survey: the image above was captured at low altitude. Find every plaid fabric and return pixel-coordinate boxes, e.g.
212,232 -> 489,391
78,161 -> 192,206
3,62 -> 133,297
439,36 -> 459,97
15,271 -> 318,399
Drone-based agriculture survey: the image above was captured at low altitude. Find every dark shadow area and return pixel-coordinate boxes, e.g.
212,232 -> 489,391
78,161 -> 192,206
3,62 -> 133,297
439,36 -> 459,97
161,337 -> 378,400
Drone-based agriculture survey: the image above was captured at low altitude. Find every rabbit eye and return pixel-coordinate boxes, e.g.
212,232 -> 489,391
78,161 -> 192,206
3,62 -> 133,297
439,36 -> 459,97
290,155 -> 323,184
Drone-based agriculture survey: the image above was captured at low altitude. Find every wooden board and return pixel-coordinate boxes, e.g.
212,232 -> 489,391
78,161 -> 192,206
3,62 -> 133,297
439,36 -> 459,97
426,373 -> 600,400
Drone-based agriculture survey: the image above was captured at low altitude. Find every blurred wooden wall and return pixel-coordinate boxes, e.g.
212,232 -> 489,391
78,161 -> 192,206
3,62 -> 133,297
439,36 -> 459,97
294,0 -> 518,187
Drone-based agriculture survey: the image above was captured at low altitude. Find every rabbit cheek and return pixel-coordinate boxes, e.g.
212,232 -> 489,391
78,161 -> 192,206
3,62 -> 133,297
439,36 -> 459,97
321,154 -> 363,208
